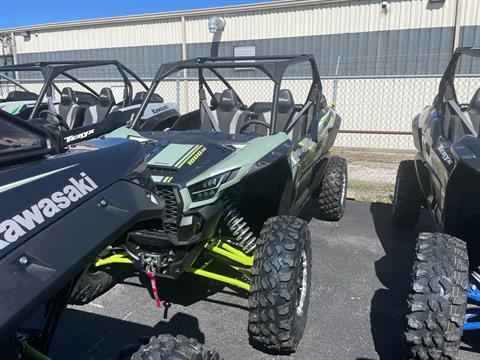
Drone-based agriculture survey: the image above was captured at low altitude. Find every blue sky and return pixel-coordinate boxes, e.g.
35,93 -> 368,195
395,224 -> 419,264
0,0 -> 277,29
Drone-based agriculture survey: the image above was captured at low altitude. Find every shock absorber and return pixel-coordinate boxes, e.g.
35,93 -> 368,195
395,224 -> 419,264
223,196 -> 257,255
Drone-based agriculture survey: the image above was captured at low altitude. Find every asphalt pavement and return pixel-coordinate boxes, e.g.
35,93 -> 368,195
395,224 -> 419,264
50,201 -> 480,359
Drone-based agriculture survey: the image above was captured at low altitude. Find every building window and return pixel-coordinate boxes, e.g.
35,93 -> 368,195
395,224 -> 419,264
234,45 -> 255,70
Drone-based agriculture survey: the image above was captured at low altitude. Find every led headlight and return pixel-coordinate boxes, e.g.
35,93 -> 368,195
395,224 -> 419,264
188,170 -> 235,202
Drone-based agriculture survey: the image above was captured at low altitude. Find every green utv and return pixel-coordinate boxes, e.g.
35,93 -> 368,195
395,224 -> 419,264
77,55 -> 347,353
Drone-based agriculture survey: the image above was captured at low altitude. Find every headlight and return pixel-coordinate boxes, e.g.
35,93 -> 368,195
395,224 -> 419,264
188,170 -> 236,202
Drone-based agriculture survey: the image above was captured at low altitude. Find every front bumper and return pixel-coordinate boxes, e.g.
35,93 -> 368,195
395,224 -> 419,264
126,186 -> 225,279
128,185 -> 224,247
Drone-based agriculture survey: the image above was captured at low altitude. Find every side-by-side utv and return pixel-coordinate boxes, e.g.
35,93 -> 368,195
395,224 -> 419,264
71,54 -> 348,353
0,60 -> 178,132
0,109 -> 221,360
392,47 -> 480,359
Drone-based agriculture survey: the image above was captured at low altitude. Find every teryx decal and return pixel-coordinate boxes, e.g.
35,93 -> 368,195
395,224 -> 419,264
0,172 -> 98,250
436,143 -> 454,166
64,129 -> 95,144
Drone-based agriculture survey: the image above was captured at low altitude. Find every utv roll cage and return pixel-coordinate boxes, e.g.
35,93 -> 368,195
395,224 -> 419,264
132,55 -> 322,134
435,47 -> 480,138
0,60 -> 149,120
0,72 -> 31,93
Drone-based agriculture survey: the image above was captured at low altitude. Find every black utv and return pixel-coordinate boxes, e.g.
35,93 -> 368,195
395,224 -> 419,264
74,54 -> 348,353
0,109 -> 221,360
392,47 -> 480,359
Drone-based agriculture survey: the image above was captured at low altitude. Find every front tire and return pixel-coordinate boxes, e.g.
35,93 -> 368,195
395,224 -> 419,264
248,216 -> 312,353
317,156 -> 348,221
403,233 -> 469,360
129,335 -> 222,360
392,160 -> 422,228
69,265 -> 115,305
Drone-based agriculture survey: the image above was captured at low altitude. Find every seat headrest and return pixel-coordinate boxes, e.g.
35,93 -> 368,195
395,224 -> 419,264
210,92 -> 222,109
99,88 -> 114,107
278,89 -> 295,113
60,87 -> 76,106
6,90 -> 38,101
218,89 -> 239,112
468,88 -> 480,112
133,91 -> 148,105
133,91 -> 163,105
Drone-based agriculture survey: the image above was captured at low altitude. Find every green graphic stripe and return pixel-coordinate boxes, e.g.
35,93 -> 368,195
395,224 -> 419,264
172,144 -> 200,168
177,144 -> 203,168
148,144 -> 195,167
11,106 -> 21,115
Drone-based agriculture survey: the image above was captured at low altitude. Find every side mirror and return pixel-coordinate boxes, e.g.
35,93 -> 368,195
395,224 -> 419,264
151,93 -> 164,103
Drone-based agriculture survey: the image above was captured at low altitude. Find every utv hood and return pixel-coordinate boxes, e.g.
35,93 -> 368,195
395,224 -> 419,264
146,141 -> 237,186
107,128 -> 291,210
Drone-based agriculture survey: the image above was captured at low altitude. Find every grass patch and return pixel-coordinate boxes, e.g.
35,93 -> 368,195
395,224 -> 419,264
349,179 -> 394,203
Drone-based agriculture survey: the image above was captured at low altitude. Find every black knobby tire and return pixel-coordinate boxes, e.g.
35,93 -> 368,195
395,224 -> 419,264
69,266 -> 115,305
129,334 -> 222,360
317,156 -> 348,221
248,216 -> 312,353
403,233 -> 469,360
392,160 -> 422,228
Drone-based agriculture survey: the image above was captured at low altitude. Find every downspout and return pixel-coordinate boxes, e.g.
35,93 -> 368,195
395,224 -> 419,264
181,16 -> 189,112
452,0 -> 462,52
10,32 -> 18,65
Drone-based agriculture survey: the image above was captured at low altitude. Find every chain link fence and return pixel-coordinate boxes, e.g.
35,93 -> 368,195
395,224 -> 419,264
2,56 -> 480,204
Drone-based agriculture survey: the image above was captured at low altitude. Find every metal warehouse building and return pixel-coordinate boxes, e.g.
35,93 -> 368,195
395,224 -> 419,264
1,0 -> 480,150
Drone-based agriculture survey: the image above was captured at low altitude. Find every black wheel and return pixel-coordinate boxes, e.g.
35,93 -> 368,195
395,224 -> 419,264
392,160 -> 422,228
69,265 -> 115,305
128,334 -> 222,360
317,156 -> 348,221
403,232 -> 469,360
248,216 -> 312,353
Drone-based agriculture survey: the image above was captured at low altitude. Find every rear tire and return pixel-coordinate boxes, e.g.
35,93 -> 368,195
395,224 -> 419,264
316,156 -> 348,221
69,266 -> 115,305
127,334 -> 222,360
248,216 -> 311,353
392,160 -> 422,228
403,232 -> 469,360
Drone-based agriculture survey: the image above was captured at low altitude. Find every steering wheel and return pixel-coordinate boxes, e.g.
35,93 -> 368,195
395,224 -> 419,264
239,119 -> 270,134
39,109 -> 70,130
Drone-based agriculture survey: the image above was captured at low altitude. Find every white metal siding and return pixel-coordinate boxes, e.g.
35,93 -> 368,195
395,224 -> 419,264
459,0 -> 480,27
186,1 -> 457,44
14,19 -> 182,54
12,0 -> 460,55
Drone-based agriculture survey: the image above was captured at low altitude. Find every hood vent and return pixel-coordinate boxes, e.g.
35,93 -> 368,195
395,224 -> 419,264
149,166 -> 178,177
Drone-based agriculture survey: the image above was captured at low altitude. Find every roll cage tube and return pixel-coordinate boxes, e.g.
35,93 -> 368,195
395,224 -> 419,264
0,73 -> 31,93
436,47 -> 480,114
0,60 -> 149,120
435,47 -> 480,138
130,54 -> 323,134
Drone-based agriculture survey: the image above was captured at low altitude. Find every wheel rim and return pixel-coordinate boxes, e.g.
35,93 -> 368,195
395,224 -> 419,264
296,250 -> 308,316
340,171 -> 347,207
393,176 -> 399,213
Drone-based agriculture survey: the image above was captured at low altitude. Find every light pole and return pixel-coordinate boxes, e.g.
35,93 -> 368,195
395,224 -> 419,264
208,16 -> 226,57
